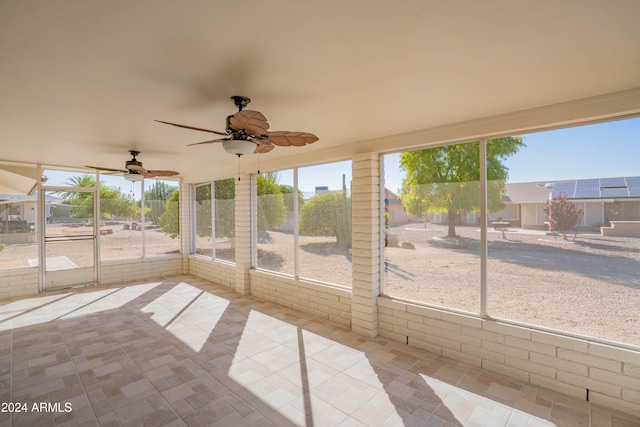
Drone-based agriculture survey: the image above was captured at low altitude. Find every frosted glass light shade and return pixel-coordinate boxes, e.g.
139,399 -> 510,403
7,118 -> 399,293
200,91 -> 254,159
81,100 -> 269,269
124,172 -> 144,182
222,140 -> 255,156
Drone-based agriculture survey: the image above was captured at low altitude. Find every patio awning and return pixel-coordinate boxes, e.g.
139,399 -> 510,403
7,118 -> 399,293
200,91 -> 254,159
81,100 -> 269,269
0,165 -> 38,195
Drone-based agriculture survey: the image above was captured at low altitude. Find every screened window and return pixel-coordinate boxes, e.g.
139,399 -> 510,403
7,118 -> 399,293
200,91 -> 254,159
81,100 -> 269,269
256,170 -> 295,275
486,119 -> 640,345
193,183 -> 212,257
298,162 -> 352,286
143,178 -> 180,256
383,118 -> 640,346
0,197 -> 37,269
214,178 -> 235,263
255,161 -> 352,287
99,176 -> 142,260
383,141 -> 482,312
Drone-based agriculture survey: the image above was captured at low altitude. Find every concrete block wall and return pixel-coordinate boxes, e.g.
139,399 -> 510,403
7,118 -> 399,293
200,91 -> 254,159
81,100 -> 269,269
188,256 -> 235,289
235,174 -> 252,295
100,256 -> 183,285
0,267 -> 38,299
351,154 -> 381,337
377,296 -> 640,416
250,270 -> 352,328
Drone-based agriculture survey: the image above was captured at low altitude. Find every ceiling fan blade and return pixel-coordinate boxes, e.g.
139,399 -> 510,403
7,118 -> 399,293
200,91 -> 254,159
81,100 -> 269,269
155,120 -> 228,136
187,138 -> 229,146
266,131 -> 319,147
253,143 -> 275,154
127,164 -> 149,174
85,165 -> 127,173
145,170 -> 179,177
229,110 -> 269,136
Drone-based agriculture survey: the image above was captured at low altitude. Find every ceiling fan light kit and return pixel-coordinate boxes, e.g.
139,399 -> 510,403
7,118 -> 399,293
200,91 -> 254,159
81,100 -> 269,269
222,139 -> 257,157
156,96 -> 319,157
123,172 -> 144,182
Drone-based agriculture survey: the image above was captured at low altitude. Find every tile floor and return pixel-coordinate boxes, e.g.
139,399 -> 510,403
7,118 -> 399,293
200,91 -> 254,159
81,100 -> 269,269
0,276 -> 639,427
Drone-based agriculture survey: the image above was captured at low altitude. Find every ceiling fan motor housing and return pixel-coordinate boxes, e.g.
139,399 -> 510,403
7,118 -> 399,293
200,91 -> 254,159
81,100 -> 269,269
126,150 -> 142,171
125,159 -> 143,169
231,96 -> 250,111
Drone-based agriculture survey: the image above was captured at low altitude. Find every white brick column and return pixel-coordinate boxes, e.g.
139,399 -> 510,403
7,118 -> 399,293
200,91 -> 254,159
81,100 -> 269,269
234,174 -> 252,295
351,154 -> 381,337
179,182 -> 191,274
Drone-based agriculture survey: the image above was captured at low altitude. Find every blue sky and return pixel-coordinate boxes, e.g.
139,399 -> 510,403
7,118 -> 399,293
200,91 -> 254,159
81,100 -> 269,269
383,117 -> 640,194
43,117 -> 639,197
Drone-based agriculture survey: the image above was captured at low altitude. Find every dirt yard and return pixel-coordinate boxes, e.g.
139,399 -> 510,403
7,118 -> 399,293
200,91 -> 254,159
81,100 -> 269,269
254,225 -> 640,346
2,222 -> 639,345
383,224 -> 640,346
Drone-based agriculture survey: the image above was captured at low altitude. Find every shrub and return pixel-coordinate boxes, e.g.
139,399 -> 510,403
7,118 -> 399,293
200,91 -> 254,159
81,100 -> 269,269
299,192 -> 342,238
543,193 -> 583,240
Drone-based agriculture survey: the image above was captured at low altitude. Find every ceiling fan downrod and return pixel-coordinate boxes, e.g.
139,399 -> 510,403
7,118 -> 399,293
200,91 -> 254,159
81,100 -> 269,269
230,95 -> 250,111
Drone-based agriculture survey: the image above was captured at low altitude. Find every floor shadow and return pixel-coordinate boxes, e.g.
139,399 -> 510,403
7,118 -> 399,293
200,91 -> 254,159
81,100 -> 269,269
9,277 -> 636,425
4,277 -> 462,426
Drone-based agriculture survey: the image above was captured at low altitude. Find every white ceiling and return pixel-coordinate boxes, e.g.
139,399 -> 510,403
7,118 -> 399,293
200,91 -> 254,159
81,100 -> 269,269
1,0 -> 640,183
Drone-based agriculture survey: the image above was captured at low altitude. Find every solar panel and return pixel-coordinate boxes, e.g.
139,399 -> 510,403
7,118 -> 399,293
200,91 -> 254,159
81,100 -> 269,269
626,176 -> 640,197
551,182 -> 576,199
575,179 -> 599,199
601,177 -> 625,187
546,176 -> 640,200
601,189 -> 628,198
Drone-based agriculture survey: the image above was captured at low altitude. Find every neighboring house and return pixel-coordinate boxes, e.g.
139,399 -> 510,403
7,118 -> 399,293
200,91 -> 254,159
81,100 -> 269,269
0,194 -> 65,243
384,189 -> 415,226
386,176 -> 640,231
492,176 -> 640,230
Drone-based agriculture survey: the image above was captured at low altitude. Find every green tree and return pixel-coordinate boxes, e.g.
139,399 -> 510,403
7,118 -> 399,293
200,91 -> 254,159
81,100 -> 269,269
299,192 -> 344,238
192,176 -> 286,240
543,193 -> 583,240
158,188 -> 180,238
400,137 -> 524,238
60,175 -> 138,219
194,184 -> 212,238
279,184 -> 305,212
257,175 -> 286,231
335,174 -> 352,250
145,181 -> 177,224
213,178 -> 236,239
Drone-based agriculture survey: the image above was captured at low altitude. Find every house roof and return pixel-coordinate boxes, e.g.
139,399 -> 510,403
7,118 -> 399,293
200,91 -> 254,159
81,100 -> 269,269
1,1 -> 639,183
0,194 -> 64,204
502,182 -> 554,204
503,176 -> 640,204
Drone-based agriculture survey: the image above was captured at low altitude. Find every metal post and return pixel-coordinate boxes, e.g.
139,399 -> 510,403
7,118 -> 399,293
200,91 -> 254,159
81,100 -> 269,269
293,168 -> 299,279
95,171 -> 101,284
379,155 -> 386,295
480,139 -> 488,316
141,179 -> 145,258
37,165 -> 45,293
210,181 -> 216,259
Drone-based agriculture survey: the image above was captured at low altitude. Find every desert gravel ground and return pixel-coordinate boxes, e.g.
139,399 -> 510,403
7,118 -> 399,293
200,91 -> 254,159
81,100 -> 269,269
384,224 -> 640,346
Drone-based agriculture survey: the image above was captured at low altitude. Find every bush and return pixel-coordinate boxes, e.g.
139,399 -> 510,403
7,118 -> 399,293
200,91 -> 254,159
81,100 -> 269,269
543,193 -> 583,240
299,192 -> 342,237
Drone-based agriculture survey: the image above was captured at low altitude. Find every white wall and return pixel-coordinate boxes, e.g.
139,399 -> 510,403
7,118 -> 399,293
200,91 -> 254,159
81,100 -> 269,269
377,297 -> 640,416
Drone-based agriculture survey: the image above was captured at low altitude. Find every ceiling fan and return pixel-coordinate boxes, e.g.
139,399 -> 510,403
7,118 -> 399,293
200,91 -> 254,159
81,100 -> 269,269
155,96 -> 319,156
86,150 -> 179,182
